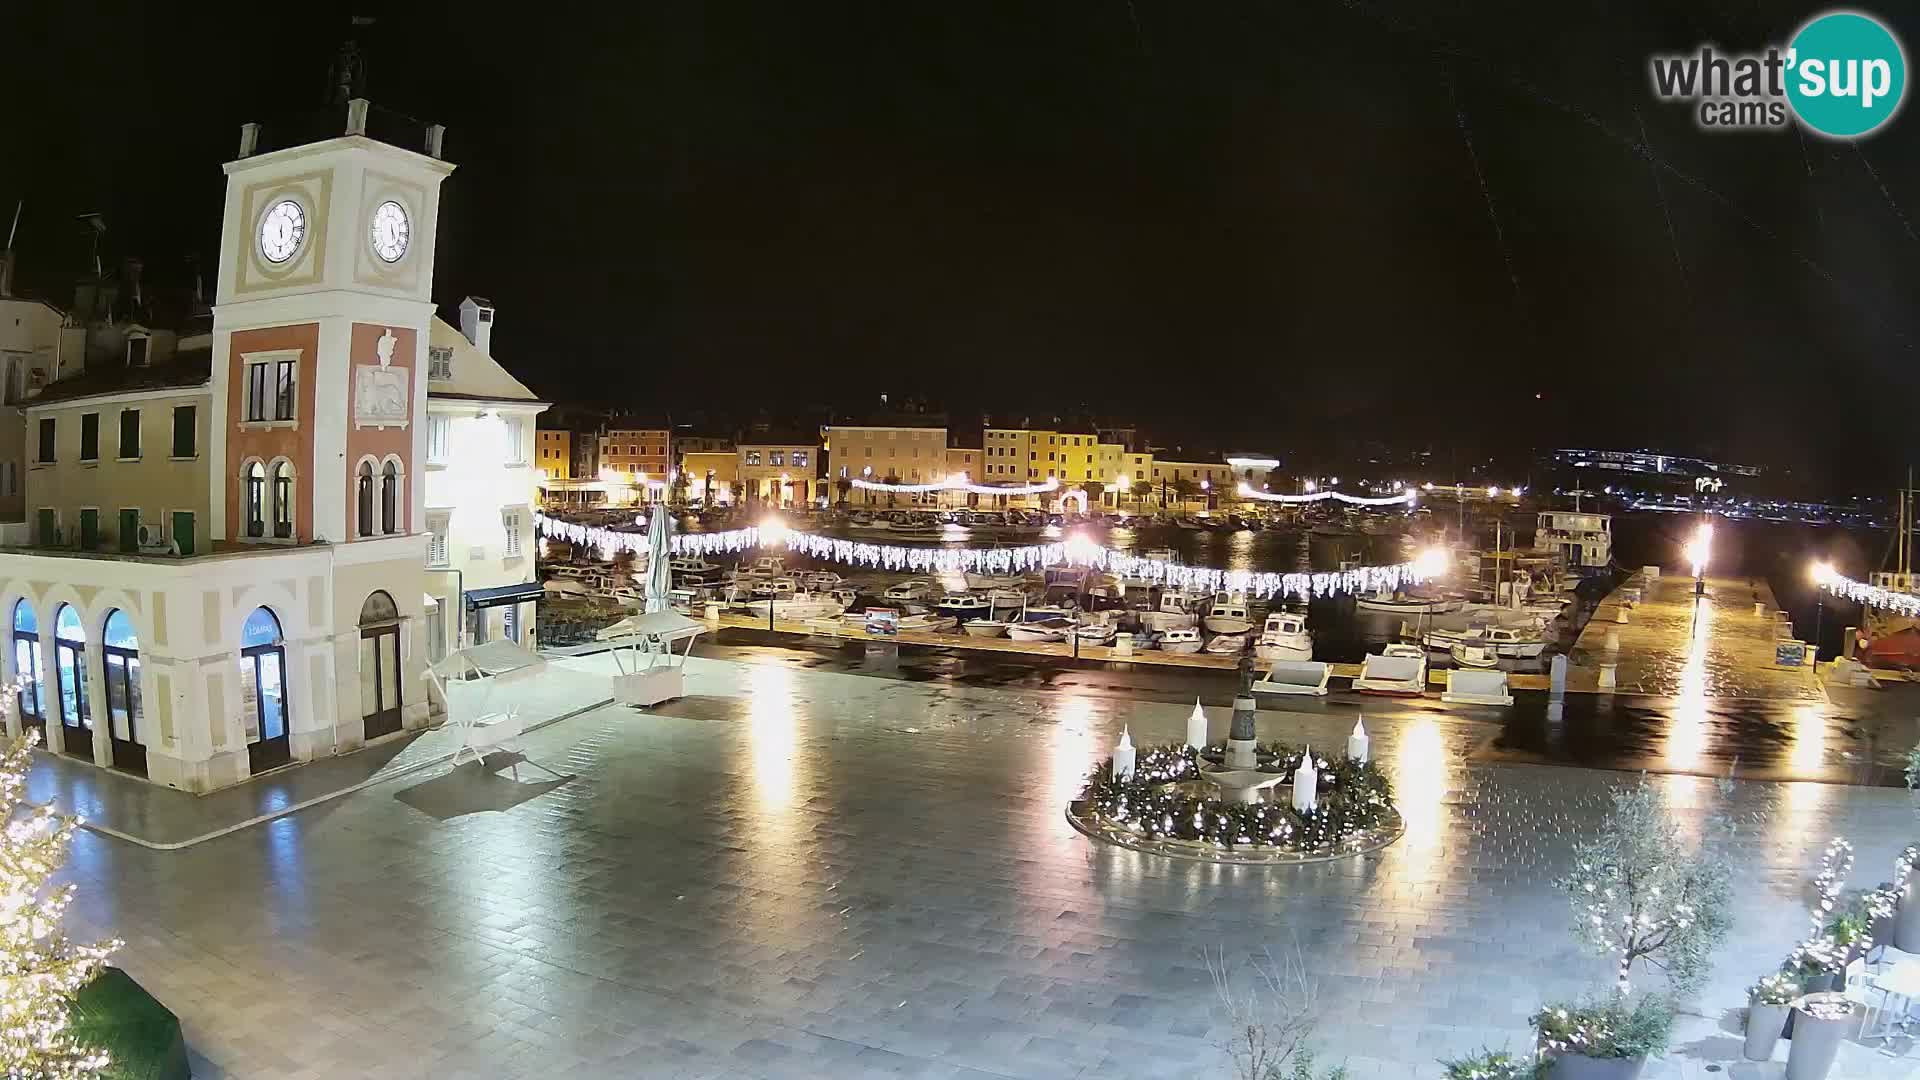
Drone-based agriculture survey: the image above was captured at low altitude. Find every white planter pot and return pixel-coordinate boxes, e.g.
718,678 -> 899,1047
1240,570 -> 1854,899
1543,1052 -> 1645,1080
614,667 -> 684,707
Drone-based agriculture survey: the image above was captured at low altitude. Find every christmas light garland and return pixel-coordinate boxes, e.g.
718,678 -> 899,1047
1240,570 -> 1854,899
1814,568 -> 1920,617
1072,742 -> 1395,853
851,475 -> 1061,496
1235,483 -> 1418,507
534,512 -> 1435,600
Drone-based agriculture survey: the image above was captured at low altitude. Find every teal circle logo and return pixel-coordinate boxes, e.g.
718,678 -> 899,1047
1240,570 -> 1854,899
1786,11 -> 1907,137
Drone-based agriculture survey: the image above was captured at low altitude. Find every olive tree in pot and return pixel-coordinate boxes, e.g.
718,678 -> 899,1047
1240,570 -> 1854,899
1548,777 -> 1733,1075
1530,995 -> 1675,1080
1743,974 -> 1798,1061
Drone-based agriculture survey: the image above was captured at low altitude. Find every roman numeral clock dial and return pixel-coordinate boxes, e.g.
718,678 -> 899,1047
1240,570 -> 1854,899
370,200 -> 411,263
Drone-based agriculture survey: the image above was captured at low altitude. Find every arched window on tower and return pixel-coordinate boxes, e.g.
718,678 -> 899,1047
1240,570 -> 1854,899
380,460 -> 400,535
356,460 -> 374,538
271,461 -> 294,539
245,461 -> 266,538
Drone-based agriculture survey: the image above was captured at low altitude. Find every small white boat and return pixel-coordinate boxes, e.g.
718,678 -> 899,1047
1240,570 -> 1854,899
1007,618 -> 1073,642
1074,621 -> 1117,644
937,594 -> 993,619
669,556 -> 718,577
1202,596 -> 1254,635
896,613 -> 959,633
985,588 -> 1030,613
1356,590 -> 1461,615
1158,627 -> 1203,654
1140,589 -> 1201,632
740,556 -> 788,580
752,576 -> 798,599
1204,632 -> 1248,655
884,579 -> 935,602
744,592 -> 847,621
1481,625 -> 1550,659
804,571 -> 844,591
1254,612 -> 1313,662
964,572 -> 1027,590
963,619 -> 1010,638
1451,643 -> 1500,668
1021,603 -> 1077,622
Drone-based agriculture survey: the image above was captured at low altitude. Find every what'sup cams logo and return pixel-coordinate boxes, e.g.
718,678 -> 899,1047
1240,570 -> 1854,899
1650,10 -> 1907,137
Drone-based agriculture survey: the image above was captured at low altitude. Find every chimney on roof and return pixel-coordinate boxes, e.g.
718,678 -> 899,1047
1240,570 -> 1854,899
0,250 -> 13,299
459,296 -> 495,354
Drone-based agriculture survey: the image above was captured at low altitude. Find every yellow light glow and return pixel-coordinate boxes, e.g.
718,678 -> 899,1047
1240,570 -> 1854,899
1663,594 -> 1714,770
760,517 -> 788,547
1413,546 -> 1450,578
747,664 -> 797,810
1487,486 -> 1500,497
1303,480 -> 1317,493
1685,522 -> 1714,578
1810,561 -> 1834,585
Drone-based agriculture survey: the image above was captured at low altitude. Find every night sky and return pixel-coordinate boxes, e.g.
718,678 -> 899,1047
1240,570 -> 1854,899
7,2 -> 1917,486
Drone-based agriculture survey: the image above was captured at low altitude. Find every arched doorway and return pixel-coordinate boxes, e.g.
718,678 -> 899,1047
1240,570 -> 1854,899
10,601 -> 43,740
52,604 -> 91,760
239,607 -> 291,774
101,610 -> 146,777
358,591 -> 402,741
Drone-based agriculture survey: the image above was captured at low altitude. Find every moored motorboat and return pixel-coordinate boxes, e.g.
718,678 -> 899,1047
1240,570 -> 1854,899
1007,618 -> 1073,642
1140,589 -> 1201,632
1450,643 -> 1500,668
1204,632 -> 1248,655
962,619 -> 1010,637
744,592 -> 848,621
1254,612 -> 1313,662
1073,620 -> 1117,644
884,579 -> 935,602
1158,627 -> 1204,654
896,613 -> 959,633
1202,595 -> 1255,635
1356,590 -> 1461,615
937,593 -> 993,619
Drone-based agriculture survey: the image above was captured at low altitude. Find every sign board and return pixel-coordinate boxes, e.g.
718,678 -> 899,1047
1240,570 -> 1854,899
865,608 -> 900,636
1775,641 -> 1809,667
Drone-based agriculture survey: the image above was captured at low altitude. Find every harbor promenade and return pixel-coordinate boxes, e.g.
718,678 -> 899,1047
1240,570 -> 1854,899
1565,571 -> 1825,701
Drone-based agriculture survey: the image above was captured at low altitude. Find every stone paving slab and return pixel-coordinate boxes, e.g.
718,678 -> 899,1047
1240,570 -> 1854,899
46,650 -> 1920,1078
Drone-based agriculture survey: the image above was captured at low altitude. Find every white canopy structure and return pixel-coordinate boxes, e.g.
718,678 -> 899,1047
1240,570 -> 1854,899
428,640 -> 549,767
595,610 -> 703,706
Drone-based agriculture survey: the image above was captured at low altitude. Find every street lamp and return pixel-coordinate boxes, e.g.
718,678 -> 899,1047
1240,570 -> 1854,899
1685,521 -> 1713,595
1811,560 -> 1834,662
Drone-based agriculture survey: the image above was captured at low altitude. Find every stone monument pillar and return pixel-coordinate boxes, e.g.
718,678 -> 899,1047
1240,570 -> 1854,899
1226,652 -> 1259,768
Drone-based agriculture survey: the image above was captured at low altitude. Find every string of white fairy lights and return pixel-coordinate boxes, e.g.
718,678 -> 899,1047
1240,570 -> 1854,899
534,512 -> 1442,600
1814,567 -> 1920,617
851,474 -> 1061,496
1235,483 -> 1417,507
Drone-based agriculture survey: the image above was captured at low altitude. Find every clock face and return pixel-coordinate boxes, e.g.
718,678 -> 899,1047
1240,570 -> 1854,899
258,200 -> 306,265
369,200 -> 411,263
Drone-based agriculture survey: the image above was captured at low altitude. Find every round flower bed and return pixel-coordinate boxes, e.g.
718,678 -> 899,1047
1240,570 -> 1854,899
1066,742 -> 1403,864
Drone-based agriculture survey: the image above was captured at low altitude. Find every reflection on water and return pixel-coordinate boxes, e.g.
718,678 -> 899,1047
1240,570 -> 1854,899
1663,596 -> 1713,771
748,664 -> 797,810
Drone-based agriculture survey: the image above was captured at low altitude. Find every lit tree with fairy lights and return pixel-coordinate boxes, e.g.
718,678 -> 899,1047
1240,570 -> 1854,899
1558,777 -> 1732,996
0,725 -> 120,1077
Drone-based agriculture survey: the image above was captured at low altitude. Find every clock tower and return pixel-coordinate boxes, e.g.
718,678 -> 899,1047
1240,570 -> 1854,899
210,101 -> 454,545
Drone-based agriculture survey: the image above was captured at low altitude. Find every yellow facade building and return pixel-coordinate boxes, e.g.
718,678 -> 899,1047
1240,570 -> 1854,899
823,424 -> 947,505
534,428 -> 570,480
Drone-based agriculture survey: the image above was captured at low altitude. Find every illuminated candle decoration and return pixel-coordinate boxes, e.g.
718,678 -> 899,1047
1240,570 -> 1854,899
1112,727 -> 1136,781
1347,718 -> 1369,764
1291,745 -> 1318,813
1185,699 -> 1209,750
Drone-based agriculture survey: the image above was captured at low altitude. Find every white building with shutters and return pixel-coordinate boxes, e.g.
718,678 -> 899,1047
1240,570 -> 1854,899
422,297 -> 548,659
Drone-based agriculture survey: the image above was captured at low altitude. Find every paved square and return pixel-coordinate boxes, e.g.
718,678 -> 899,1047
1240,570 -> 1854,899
57,652 -> 1920,1078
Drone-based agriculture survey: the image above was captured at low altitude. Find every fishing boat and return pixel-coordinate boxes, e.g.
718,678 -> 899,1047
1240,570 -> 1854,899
1140,589 -> 1201,632
883,579 -> 935,602
669,556 -> 718,577
985,588 -> 1030,614
743,592 -> 848,621
964,571 -> 1027,590
1073,620 -> 1118,644
1202,595 -> 1255,635
1007,618 -> 1073,642
896,613 -> 958,633
1356,590 -> 1461,615
1158,627 -> 1203,654
962,619 -> 1010,638
752,576 -> 799,599
1204,632 -> 1249,655
1450,643 -> 1500,669
1254,612 -> 1313,662
1478,625 -> 1550,659
937,594 -> 994,619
